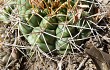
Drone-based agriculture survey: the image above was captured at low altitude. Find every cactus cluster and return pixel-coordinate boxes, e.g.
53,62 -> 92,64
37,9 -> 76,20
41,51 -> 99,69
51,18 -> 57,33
0,0 -> 92,54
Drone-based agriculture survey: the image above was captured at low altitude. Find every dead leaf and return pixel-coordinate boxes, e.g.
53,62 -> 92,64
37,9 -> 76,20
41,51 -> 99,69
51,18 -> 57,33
11,47 -> 19,60
85,46 -> 110,70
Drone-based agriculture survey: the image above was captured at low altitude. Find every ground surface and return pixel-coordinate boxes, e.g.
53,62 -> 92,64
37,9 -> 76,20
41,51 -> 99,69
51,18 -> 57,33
0,0 -> 110,70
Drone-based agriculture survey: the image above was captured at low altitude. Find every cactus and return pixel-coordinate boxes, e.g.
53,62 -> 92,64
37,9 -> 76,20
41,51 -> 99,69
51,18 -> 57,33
0,1 -> 15,23
1,0 -> 92,54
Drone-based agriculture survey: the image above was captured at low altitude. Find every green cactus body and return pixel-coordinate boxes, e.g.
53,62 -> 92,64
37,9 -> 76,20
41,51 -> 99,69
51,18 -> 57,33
38,8 -> 49,17
56,38 -> 71,50
56,22 -> 75,38
15,0 -> 93,54
57,15 -> 67,23
27,27 -> 55,52
59,8 -> 67,14
27,33 -> 38,45
76,12 -> 91,38
25,9 -> 42,27
40,16 -> 58,30
19,23 -> 33,35
27,27 -> 56,45
56,38 -> 72,54
17,0 -> 31,16
70,0 -> 75,6
57,8 -> 68,22
37,43 -> 54,52
27,27 -> 43,45
42,29 -> 56,45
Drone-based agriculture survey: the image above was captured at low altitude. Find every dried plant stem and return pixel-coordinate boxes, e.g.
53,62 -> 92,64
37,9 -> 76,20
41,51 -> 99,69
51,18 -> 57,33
77,56 -> 89,70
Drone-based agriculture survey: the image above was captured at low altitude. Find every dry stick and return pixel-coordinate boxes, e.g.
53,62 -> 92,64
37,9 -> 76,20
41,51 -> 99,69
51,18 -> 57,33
76,56 -> 89,70
6,59 -> 17,68
5,34 -> 18,69
58,61 -> 62,70
57,43 -> 70,70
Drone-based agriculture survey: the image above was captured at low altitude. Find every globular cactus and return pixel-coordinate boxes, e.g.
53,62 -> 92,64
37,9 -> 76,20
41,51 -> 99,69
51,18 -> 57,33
1,0 -> 93,54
